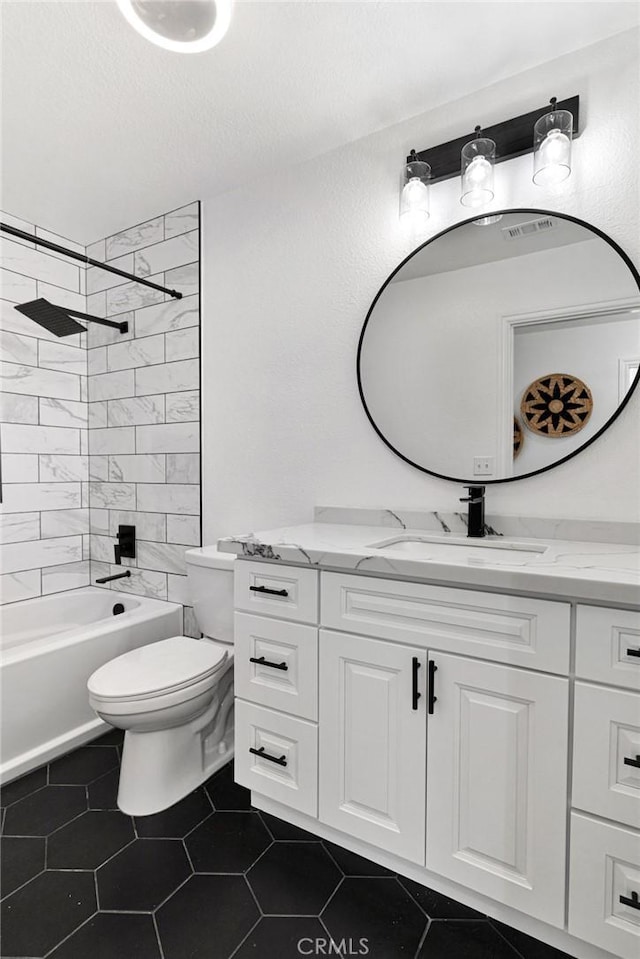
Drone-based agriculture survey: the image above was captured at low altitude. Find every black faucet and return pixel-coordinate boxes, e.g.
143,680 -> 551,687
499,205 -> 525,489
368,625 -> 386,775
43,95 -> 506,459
460,486 -> 486,538
114,525 -> 136,565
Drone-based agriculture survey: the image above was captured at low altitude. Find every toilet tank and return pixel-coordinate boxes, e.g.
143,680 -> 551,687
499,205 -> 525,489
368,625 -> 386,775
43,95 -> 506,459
184,546 -> 235,643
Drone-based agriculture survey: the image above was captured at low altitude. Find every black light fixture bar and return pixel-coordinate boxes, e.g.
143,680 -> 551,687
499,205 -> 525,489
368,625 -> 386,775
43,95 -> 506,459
413,95 -> 580,184
0,222 -> 183,300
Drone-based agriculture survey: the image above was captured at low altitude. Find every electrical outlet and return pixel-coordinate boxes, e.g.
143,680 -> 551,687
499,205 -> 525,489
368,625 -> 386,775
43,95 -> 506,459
473,456 -> 494,476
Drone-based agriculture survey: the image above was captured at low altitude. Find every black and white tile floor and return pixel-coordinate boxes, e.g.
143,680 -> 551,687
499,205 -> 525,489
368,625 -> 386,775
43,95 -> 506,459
1,732 -> 572,959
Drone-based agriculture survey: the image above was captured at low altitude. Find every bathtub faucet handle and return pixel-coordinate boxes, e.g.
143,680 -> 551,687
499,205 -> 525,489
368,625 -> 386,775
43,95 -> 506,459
114,544 -> 122,565
116,525 -> 136,562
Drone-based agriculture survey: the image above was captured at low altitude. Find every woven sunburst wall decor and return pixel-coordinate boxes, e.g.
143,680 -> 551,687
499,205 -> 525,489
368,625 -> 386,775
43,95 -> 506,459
513,416 -> 523,457
521,373 -> 593,437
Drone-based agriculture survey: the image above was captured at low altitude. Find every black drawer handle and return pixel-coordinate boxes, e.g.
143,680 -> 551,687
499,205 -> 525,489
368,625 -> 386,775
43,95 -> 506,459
249,746 -> 287,767
250,585 -> 289,597
624,755 -> 640,769
412,657 -> 422,710
620,891 -> 640,910
249,655 -> 288,671
428,659 -> 438,714
627,647 -> 640,658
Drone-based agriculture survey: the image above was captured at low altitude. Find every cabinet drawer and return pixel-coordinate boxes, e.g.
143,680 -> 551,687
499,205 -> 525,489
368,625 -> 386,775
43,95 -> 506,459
576,605 -> 640,691
569,812 -> 640,959
321,572 -> 570,673
234,700 -> 317,817
573,682 -> 640,829
235,561 -> 318,624
234,613 -> 318,721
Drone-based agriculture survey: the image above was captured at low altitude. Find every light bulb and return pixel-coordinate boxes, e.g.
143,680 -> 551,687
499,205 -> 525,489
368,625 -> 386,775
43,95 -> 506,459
402,178 -> 430,211
533,104 -> 573,186
460,133 -> 495,208
535,130 -> 571,184
465,155 -> 491,186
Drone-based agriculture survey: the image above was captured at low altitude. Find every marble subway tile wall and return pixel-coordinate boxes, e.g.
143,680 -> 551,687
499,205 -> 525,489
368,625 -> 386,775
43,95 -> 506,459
0,211 -> 90,603
86,203 -> 201,636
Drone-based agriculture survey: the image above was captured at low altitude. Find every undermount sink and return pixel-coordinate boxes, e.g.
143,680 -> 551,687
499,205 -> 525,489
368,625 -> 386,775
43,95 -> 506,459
368,534 -> 548,564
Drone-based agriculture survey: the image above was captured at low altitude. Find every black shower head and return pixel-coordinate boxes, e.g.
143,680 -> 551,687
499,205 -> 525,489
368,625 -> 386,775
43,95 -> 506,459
14,298 -> 86,337
13,298 -> 129,337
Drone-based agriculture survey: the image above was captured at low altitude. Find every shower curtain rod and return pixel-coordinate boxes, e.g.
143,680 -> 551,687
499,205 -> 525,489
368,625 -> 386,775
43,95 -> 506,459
0,222 -> 183,300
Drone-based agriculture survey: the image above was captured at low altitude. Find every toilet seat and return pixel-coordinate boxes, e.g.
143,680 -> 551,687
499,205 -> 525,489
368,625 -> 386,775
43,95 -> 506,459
88,635 -> 229,703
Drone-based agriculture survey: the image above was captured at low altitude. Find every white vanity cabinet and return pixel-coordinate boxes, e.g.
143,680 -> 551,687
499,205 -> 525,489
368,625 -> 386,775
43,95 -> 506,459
232,559 -> 640,957
318,630 -> 427,863
568,604 -> 640,959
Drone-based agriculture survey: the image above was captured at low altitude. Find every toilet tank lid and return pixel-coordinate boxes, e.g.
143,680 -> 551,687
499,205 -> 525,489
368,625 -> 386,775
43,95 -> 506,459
185,545 -> 236,570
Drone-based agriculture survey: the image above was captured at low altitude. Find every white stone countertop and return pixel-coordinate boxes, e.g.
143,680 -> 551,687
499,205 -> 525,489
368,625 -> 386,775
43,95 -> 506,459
218,521 -> 640,606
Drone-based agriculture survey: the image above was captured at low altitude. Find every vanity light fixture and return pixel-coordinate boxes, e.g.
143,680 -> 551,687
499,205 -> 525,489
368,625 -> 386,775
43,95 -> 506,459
400,149 -> 431,231
460,127 -> 496,208
116,0 -> 233,53
533,97 -> 574,186
401,96 -> 579,224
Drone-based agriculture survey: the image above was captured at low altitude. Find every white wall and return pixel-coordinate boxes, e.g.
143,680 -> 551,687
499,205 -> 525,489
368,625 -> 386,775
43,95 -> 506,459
514,314 -> 640,475
202,28 -> 640,541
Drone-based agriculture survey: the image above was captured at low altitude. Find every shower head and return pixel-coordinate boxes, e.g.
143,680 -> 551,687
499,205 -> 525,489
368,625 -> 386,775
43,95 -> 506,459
13,298 -> 129,337
14,298 -> 86,337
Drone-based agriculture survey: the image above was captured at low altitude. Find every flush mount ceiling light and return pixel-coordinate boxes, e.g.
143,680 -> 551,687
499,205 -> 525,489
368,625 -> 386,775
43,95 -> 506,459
116,0 -> 233,53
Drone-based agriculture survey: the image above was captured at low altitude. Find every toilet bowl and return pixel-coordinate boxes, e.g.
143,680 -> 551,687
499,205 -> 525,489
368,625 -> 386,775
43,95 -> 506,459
87,547 -> 235,816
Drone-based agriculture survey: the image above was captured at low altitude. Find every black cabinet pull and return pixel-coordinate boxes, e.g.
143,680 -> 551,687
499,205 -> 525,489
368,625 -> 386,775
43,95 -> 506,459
428,660 -> 438,714
412,657 -> 422,710
249,655 -> 288,672
627,647 -> 640,658
620,891 -> 640,910
249,746 -> 287,767
624,755 -> 640,768
250,585 -> 289,597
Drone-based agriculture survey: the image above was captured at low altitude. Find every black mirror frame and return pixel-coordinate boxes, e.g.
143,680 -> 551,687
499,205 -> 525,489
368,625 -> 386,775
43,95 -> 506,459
356,207 -> 640,485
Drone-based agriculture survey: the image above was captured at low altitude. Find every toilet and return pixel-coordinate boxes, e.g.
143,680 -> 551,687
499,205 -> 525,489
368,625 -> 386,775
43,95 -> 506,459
87,547 -> 235,816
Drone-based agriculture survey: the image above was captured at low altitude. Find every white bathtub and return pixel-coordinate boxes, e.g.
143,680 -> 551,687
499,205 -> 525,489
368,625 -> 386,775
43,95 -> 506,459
0,587 -> 183,783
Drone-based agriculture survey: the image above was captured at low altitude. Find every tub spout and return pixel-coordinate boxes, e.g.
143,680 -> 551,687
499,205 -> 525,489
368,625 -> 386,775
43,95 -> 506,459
96,570 -> 131,584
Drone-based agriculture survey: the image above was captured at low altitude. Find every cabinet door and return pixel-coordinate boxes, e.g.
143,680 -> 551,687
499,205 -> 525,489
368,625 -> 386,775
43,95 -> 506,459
426,653 -> 568,927
319,630 -> 427,864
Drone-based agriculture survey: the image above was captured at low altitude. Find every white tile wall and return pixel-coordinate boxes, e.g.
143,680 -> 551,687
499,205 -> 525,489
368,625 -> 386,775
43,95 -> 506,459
1,362 -> 81,400
134,296 -> 199,337
136,423 -> 199,454
135,358 -> 198,396
1,204 -> 200,633
165,391 -> 199,422
0,392 -> 39,424
89,427 -> 135,455
2,454 -> 39,483
0,512 -> 40,544
1,423 -> 80,454
108,395 -> 164,426
107,334 -> 165,372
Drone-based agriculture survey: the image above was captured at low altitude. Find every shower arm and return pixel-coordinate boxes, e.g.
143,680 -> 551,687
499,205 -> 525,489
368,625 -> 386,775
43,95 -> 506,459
66,307 -> 129,334
0,222 -> 183,301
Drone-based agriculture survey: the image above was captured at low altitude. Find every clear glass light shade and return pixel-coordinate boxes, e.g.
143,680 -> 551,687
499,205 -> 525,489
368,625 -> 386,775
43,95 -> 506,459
400,156 -> 431,231
116,0 -> 233,53
460,137 -> 496,208
533,109 -> 573,185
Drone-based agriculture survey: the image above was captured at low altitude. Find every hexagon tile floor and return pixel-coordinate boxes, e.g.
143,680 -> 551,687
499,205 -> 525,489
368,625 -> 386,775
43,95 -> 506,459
1,731 -> 573,959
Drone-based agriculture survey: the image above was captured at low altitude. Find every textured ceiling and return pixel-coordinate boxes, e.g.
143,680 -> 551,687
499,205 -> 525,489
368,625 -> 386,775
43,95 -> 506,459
1,0 -> 638,243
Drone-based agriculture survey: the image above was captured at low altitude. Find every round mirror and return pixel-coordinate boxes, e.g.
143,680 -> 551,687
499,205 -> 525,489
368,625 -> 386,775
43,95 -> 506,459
358,209 -> 640,483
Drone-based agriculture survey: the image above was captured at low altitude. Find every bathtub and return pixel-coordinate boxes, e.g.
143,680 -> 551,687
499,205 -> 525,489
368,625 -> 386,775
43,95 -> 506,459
0,587 -> 183,783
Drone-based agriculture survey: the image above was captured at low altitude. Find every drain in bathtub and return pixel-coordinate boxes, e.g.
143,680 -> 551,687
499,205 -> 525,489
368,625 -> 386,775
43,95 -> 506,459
113,603 -> 125,615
